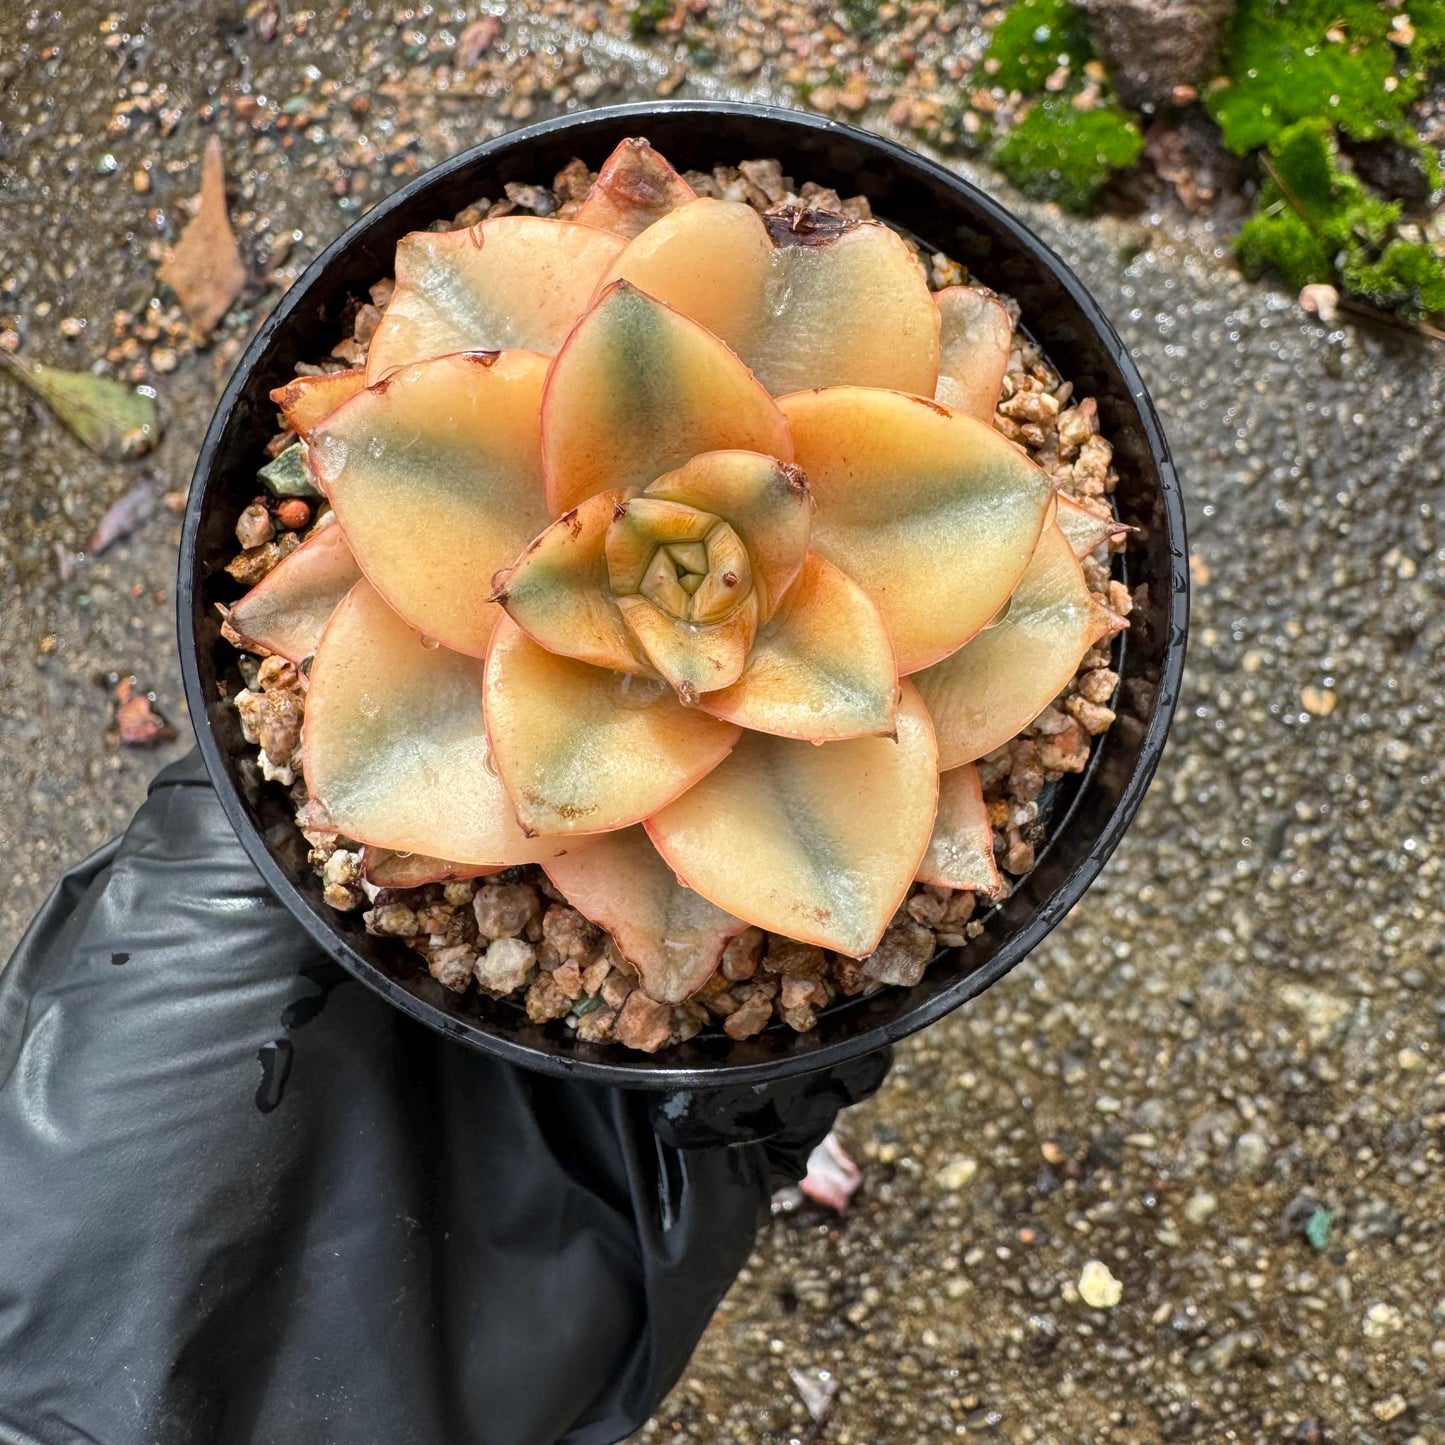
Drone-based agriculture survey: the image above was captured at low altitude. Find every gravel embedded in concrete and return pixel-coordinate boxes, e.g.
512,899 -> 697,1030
2,5 -> 1442,1441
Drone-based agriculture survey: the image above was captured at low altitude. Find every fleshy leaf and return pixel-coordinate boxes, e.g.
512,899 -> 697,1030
542,827 -> 746,1004
917,764 -> 1001,895
270,369 -> 367,438
361,847 -> 499,888
934,286 -> 1012,422
484,616 -> 740,836
597,198 -> 771,354
1055,495 -> 1128,559
698,552 -> 898,741
913,521 -> 1118,769
311,350 -> 551,658
303,580 -> 575,865
604,497 -> 715,595
574,137 -> 697,239
541,280 -> 792,516
643,450 -> 812,620
225,523 -> 362,664
781,387 -> 1054,674
646,682 -> 939,957
689,523 -> 753,623
495,488 -> 646,673
365,217 -> 627,382
603,199 -> 939,396
615,591 -> 758,699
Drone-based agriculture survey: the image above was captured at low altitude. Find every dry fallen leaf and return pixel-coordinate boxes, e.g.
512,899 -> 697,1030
0,350 -> 160,458
114,676 -> 179,747
89,476 -> 162,554
457,14 -> 503,67
159,135 -> 246,337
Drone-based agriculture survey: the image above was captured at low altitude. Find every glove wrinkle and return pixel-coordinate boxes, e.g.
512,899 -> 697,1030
0,754 -> 888,1445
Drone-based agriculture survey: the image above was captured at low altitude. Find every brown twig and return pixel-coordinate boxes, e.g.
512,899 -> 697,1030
1258,153 -> 1312,227
1336,295 -> 1445,345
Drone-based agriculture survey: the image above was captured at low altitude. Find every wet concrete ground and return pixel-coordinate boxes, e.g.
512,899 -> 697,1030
3,4 -> 1443,1442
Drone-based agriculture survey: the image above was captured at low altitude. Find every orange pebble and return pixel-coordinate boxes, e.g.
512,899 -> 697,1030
276,498 -> 312,530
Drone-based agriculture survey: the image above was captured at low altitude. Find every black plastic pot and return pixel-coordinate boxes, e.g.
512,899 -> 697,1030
179,101 -> 1188,1092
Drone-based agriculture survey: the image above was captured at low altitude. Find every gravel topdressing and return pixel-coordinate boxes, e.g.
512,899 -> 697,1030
224,151 -> 1131,1055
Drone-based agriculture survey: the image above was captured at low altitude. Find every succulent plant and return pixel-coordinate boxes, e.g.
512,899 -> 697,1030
236,138 -> 1126,1007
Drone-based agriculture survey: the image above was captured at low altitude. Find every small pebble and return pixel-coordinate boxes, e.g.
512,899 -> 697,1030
276,498 -> 311,530
1183,1192 -> 1218,1225
1077,1260 -> 1123,1309
235,502 -> 274,549
1364,1302 -> 1404,1338
1299,282 -> 1339,323
1234,1132 -> 1269,1173
936,1157 -> 978,1191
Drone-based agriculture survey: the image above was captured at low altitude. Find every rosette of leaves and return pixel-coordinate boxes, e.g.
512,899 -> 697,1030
229,139 -> 1124,1005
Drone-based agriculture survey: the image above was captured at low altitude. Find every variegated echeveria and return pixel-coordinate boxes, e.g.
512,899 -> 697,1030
228,138 -> 1125,1005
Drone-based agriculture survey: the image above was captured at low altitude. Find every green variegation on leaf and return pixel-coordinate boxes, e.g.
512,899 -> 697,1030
224,523 -> 361,664
913,520 -> 1123,770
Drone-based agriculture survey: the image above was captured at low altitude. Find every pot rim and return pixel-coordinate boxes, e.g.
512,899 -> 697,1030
179,100 -> 1188,1090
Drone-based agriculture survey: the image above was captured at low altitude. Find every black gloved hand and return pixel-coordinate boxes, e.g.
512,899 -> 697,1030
0,752 -> 888,1445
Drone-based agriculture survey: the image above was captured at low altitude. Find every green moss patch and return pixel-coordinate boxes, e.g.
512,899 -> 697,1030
983,0 -> 1142,210
986,0 -> 1095,94
1235,117 -> 1445,319
994,98 -> 1144,212
978,0 -> 1443,322
1207,0 -> 1428,153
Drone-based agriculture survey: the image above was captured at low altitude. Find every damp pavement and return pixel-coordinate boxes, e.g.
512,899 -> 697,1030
2,5 -> 1443,1441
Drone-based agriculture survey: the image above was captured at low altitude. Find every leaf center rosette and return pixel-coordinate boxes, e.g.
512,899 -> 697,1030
607,494 -> 760,697
260,137 -> 1127,1008
500,423 -> 816,710
616,504 -> 749,624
